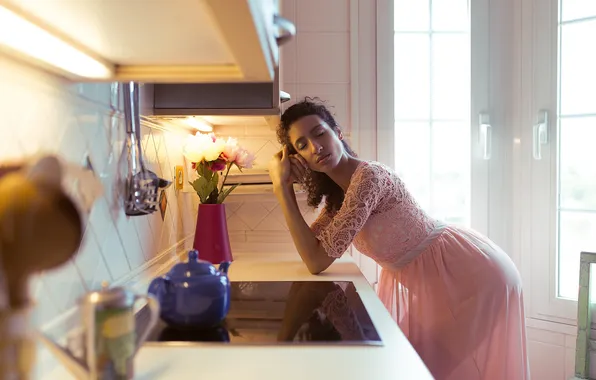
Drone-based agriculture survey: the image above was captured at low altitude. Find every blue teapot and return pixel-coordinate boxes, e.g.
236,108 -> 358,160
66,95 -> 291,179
148,249 -> 231,328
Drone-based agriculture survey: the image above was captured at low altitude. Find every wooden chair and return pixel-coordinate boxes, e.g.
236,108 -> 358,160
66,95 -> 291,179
574,251 -> 596,380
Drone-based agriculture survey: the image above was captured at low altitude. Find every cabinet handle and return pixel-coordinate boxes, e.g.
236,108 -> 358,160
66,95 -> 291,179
479,113 -> 491,160
533,110 -> 549,160
274,15 -> 296,46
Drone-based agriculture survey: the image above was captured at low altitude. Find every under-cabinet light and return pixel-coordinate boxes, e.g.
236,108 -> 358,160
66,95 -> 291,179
0,5 -> 112,79
184,117 -> 213,133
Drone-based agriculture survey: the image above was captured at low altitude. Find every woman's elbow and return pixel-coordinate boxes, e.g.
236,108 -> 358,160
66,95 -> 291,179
305,258 -> 333,275
307,264 -> 325,275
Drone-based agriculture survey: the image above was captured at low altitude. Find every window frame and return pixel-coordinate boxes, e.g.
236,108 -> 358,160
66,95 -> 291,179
376,0 -> 492,245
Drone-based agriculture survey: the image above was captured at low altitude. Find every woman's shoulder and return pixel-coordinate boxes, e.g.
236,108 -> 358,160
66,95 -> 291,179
354,160 -> 396,181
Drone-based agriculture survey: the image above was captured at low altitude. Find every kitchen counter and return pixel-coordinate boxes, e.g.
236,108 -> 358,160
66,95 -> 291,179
44,252 -> 433,380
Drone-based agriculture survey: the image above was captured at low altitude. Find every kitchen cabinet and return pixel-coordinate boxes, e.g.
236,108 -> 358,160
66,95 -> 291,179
0,0 -> 295,82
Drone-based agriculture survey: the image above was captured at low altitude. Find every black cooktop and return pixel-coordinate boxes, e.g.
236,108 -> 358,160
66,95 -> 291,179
142,281 -> 382,346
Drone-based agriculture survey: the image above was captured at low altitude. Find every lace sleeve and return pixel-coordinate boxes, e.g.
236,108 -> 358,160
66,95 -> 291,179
310,207 -> 334,236
314,163 -> 387,258
320,288 -> 365,340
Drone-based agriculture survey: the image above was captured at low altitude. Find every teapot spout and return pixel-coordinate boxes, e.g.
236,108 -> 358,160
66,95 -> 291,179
218,262 -> 231,275
36,331 -> 89,380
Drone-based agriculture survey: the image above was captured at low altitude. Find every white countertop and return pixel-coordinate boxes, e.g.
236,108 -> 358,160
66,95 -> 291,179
45,252 -> 433,380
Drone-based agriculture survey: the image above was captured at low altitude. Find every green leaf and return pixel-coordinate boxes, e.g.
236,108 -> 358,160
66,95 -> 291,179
204,167 -> 214,181
190,179 -> 206,203
196,162 -> 207,178
191,177 -> 217,204
217,183 -> 241,204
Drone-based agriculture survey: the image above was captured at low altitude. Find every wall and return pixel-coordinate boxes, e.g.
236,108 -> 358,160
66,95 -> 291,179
526,321 -> 579,380
279,0 -> 352,134
0,54 -> 197,376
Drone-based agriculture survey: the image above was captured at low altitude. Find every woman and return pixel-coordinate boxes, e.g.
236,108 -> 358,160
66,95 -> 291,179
268,98 -> 529,380
277,281 -> 371,343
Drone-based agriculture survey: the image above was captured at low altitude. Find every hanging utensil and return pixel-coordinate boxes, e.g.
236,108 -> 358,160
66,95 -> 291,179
121,82 -> 171,216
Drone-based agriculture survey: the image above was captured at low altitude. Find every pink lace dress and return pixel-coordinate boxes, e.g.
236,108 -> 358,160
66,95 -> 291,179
311,161 -> 530,380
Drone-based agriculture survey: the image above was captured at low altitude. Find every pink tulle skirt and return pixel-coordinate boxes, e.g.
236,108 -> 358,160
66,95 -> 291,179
377,225 -> 530,380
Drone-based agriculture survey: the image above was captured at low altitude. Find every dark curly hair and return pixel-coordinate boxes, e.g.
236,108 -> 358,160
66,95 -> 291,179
277,97 -> 357,213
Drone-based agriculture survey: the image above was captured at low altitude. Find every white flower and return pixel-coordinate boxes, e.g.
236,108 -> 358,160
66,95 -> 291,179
203,137 -> 225,161
183,132 -> 224,163
183,134 -> 205,162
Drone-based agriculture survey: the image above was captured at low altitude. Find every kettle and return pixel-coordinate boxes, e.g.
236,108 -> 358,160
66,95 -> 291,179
38,283 -> 159,380
148,249 -> 231,328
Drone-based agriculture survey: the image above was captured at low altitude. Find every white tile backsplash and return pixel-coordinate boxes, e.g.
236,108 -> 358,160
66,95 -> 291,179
296,32 -> 350,84
73,225 -> 112,291
296,0 -> 350,32
280,38 -> 298,84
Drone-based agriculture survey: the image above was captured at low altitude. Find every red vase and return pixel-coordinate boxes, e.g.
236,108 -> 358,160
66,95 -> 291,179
193,204 -> 233,264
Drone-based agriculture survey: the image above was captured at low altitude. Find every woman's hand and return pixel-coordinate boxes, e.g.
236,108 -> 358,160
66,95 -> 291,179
268,145 -> 293,191
269,146 -> 310,193
289,153 -> 309,184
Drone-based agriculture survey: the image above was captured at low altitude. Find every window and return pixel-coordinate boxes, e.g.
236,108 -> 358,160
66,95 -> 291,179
523,0 -> 596,322
556,4 -> 596,300
393,0 -> 472,226
379,0 -> 596,325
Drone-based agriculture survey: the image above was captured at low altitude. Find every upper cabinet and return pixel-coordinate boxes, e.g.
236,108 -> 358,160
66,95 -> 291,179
0,0 -> 295,82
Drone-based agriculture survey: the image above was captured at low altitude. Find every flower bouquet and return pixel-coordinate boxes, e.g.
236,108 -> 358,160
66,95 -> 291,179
183,132 -> 256,204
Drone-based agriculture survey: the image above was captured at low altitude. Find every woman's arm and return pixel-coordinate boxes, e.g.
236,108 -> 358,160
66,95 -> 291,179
274,184 -> 336,274
268,146 -> 335,274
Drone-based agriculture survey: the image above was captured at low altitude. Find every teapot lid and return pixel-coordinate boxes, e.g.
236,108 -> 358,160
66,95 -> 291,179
168,250 -> 217,279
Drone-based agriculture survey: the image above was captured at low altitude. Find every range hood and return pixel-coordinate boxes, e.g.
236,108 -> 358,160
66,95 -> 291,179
143,68 -> 290,130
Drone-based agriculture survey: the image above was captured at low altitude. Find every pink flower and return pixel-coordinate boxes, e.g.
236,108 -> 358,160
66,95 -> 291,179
222,137 -> 239,162
234,147 -> 256,169
191,162 -> 197,170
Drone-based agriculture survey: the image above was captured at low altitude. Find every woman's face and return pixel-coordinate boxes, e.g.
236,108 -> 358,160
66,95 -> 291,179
287,115 -> 344,172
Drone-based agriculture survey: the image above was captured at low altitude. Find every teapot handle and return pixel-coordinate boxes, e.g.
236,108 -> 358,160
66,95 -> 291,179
133,294 -> 160,354
219,262 -> 231,275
